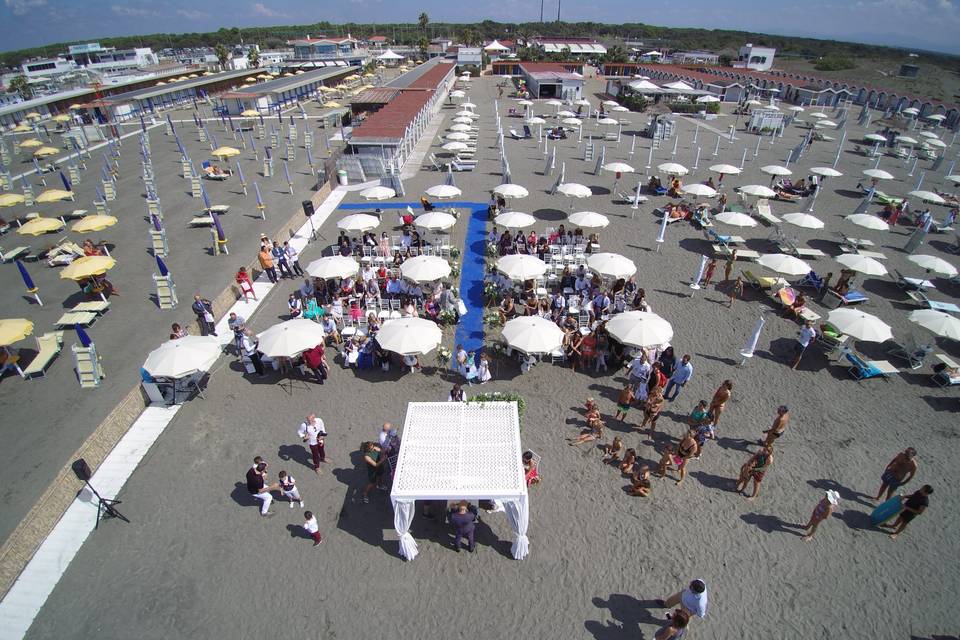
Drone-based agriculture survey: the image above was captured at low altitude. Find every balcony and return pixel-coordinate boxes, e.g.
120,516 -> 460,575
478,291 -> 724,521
292,48 -> 370,62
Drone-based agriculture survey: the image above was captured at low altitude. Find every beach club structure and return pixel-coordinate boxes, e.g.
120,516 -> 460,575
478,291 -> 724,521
215,67 -> 356,116
490,61 -> 585,100
343,61 -> 456,175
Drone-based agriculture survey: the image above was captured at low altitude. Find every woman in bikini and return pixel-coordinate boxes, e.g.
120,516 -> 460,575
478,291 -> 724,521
735,445 -> 774,500
675,430 -> 699,486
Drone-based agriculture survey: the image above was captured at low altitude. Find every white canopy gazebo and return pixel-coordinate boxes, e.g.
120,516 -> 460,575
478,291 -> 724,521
391,401 -> 529,561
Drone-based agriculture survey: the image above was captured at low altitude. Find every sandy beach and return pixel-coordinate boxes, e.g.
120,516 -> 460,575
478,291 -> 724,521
11,71 -> 960,639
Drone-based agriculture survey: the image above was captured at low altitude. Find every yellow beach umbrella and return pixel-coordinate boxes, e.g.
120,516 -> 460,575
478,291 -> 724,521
202,71 -> 214,76
155,81 -> 166,86
0,318 -> 34,346
36,188 -> 74,203
257,73 -> 271,79
33,146 -> 59,157
17,216 -> 65,236
71,214 -> 118,233
363,72 -> 375,78
0,193 -> 25,207
323,101 -> 342,108
240,109 -> 259,117
295,70 -> 305,74
60,255 -> 116,281
240,83 -> 253,88
52,114 -> 71,122
69,103 -> 84,110
188,73 -> 199,78
211,146 -> 241,159
19,138 -> 43,148
25,112 -> 41,120
319,86 -> 336,93
12,123 -> 32,132
283,72 -> 294,77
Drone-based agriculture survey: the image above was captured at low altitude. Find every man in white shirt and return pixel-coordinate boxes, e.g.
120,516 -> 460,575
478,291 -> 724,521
791,319 -> 818,370
284,241 -> 304,276
664,354 -> 694,401
659,578 -> 708,619
627,352 -> 652,400
241,329 -> 265,376
298,413 -> 327,472
385,276 -> 401,298
574,275 -> 589,293
360,265 -> 375,283
299,278 -> 315,300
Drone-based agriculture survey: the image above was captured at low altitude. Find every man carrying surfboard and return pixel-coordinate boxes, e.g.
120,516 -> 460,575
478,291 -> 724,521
873,448 -> 918,502
881,485 -> 933,541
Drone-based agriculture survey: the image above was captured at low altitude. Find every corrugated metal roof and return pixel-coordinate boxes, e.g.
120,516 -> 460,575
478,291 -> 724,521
96,69 -> 254,104
231,67 -> 354,97
351,88 -> 400,104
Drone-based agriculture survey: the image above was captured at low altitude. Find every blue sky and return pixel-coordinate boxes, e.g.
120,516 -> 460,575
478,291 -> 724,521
3,0 -> 960,55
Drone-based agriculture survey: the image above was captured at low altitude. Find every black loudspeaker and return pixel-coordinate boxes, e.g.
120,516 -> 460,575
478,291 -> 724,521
72,458 -> 92,482
302,200 -> 315,217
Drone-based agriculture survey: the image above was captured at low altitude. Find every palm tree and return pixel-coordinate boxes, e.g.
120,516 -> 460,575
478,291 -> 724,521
214,43 -> 230,71
461,28 -> 477,47
418,12 -> 429,32
247,48 -> 260,69
9,75 -> 32,100
417,37 -> 429,60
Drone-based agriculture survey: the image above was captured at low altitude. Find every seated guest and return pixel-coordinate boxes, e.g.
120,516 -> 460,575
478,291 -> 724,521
321,315 -> 341,344
299,278 -> 316,300
420,196 -> 434,211
559,267 -> 575,291
500,295 -> 518,324
424,298 -> 440,321
785,291 -> 806,319
288,294 -> 302,318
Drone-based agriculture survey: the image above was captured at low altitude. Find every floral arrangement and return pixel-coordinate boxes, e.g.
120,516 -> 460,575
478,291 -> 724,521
485,242 -> 499,258
449,247 -> 461,259
467,392 -> 527,430
437,309 -> 458,326
484,281 -> 501,306
449,262 -> 461,278
435,346 -> 451,367
484,311 -> 503,328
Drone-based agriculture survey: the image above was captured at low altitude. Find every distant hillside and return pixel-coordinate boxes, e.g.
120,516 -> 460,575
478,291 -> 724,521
2,20 -> 957,72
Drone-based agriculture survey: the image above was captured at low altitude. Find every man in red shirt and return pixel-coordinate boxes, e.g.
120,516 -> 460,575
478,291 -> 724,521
302,343 -> 327,384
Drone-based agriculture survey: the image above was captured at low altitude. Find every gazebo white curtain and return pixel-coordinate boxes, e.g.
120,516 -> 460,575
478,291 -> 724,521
390,402 -> 530,561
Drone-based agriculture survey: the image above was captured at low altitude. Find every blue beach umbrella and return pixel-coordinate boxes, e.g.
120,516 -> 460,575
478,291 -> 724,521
201,187 -> 212,211
96,185 -> 105,201
32,157 -> 42,174
75,325 -> 92,347
254,181 -> 264,205
282,160 -> 291,185
235,161 -> 245,183
248,133 -> 256,154
155,255 -> 169,277
259,113 -> 264,126
151,214 -> 163,231
15,259 -> 42,305
210,209 -> 226,242
59,170 -> 72,191
139,115 -> 147,133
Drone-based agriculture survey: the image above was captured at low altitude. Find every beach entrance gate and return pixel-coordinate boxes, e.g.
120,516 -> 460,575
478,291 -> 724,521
390,401 -> 530,561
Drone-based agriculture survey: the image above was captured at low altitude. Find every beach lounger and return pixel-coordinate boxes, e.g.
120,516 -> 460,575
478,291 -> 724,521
816,323 -> 849,354
55,311 -> 98,327
844,352 -> 898,380
509,128 -> 531,140
190,215 -> 214,226
797,271 -> 825,292
754,199 -> 780,225
21,331 -> 63,379
0,246 -> 30,262
886,337 -> 934,370
743,270 -> 786,290
932,354 -> 960,387
823,289 -> 869,308
72,300 -> 111,315
45,241 -> 84,267
797,307 -> 821,323
892,270 -> 933,291
855,250 -> 887,260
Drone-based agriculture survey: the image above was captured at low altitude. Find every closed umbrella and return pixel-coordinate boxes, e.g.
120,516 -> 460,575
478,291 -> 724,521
156,255 -> 169,277
425,184 -> 461,199
257,319 -> 327,358
567,211 -> 609,228
657,162 -> 688,175
17,216 -> 64,236
494,211 -> 536,228
757,253 -> 811,276
143,335 -> 221,378
845,214 -> 889,231
739,184 -> 777,198
359,185 -> 396,200
71,215 -> 117,233
739,316 -> 766,363
715,211 -> 757,227
835,253 -> 888,276
681,183 -> 717,198
375,318 -> 442,355
400,255 -> 451,282
908,309 -> 960,340
305,256 -> 359,279
502,316 -> 564,354
60,255 -> 116,281
415,211 -> 457,231
907,254 -> 957,276
493,184 -> 529,199
496,254 -> 547,280
605,311 -> 674,347
827,308 -> 893,342
15,259 -> 41,305
337,214 -> 380,232
782,212 -> 825,229
587,252 -> 637,279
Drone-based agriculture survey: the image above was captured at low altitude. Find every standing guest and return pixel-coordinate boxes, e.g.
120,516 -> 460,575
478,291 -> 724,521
702,258 -> 717,287
455,344 -> 469,377
760,405 -> 790,447
658,579 -> 709,620
882,485 -> 933,540
688,399 -> 711,427
736,445 -> 774,500
170,323 -> 188,340
523,451 -> 540,485
360,441 -> 386,503
302,343 -> 327,384
298,413 -> 327,472
227,312 -> 246,354
277,471 -> 303,508
477,353 -> 492,383
240,328 -> 265,376
873,448 -> 918,501
727,275 -> 744,306
798,490 -> 839,541
235,266 -> 257,301
245,459 -> 277,517
302,511 -> 322,547
448,500 -> 478,553
675,429 -> 699,485
709,380 -> 733,426
723,251 -> 737,282
258,245 -> 277,283
658,346 -> 677,380
791,320 -> 817,370
284,241 -> 304,276
192,295 -> 217,336
272,241 -> 293,279
614,383 -> 634,422
693,418 -> 717,459
655,610 -> 690,640
379,423 -> 401,457
448,383 -> 466,402
288,293 -> 302,318
626,352 -> 652,398
640,386 -> 665,433
647,361 -> 667,395
663,354 -> 693,401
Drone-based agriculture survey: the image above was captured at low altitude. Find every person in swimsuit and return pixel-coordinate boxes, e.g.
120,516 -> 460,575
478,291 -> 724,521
657,444 -> 675,478
619,448 -> 637,475
799,490 -> 839,541
882,484 -> 932,540
522,451 -> 540,486
626,465 -> 652,497
601,436 -> 623,463
709,380 -> 733,427
640,386 -> 665,433
727,275 -> 743,307
675,430 -> 699,486
760,405 -> 790,448
614,383 -> 635,423
655,609 -> 690,640
873,448 -> 918,501
736,445 -> 774,500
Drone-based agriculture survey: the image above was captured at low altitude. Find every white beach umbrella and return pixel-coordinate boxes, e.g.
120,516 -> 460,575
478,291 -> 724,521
902,107 -> 920,116
926,114 -> 946,121
787,105 -> 805,113
525,116 -> 546,125
337,213 -> 380,232
400,255 -> 452,282
449,123 -> 473,132
359,185 -> 396,200
835,253 -> 888,276
809,111 -> 829,119
611,105 -> 630,112
446,132 -> 471,141
925,138 -> 947,148
452,116 -> 474,124
696,95 -> 720,103
587,252 -> 637,279
502,316 -> 565,355
863,133 -> 887,143
376,318 -> 443,355
896,135 -> 918,145
782,212 -> 825,229
496,254 -> 548,280
907,254 -> 957,276
814,120 -> 837,128
517,99 -> 534,106
557,110 -> 577,118
845,213 -> 889,231
597,117 -> 619,125
493,184 -> 529,199
494,211 -> 537,228
945,175 -> 960,184
827,309 -> 893,343
918,131 -> 939,139
461,102 -> 476,109
744,99 -> 763,106
142,335 -> 221,378
602,162 -> 635,174
908,309 -> 960,340
561,117 -> 583,126
709,164 -> 741,175
810,166 -> 843,177
449,90 -> 466,98
715,211 -> 758,227
557,183 -> 592,198
681,183 -> 718,198
414,211 -> 457,231
305,256 -> 360,279
757,253 -> 812,276
574,98 -> 591,106
863,169 -> 894,180
739,184 -> 777,198
908,190 -> 945,204
257,319 -> 327,358
657,162 -> 688,175
761,164 -> 793,176
425,184 -> 461,199
442,141 -> 469,152
602,99 -> 619,107
455,110 -> 476,118
605,310 -> 674,347
567,211 -> 610,228
545,99 -> 564,107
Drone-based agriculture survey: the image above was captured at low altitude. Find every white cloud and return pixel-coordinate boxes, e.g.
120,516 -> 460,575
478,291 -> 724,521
176,8 -> 210,19
111,5 -> 159,17
252,2 -> 288,17
5,0 -> 46,16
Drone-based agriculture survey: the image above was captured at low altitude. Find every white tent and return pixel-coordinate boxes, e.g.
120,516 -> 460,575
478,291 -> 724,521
391,402 -> 529,561
484,40 -> 510,52
663,80 -> 694,92
377,49 -> 404,61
